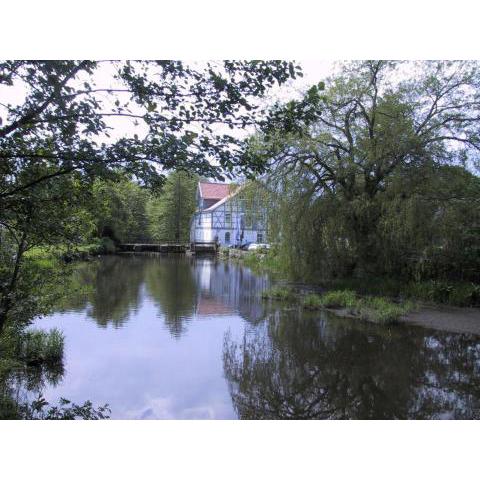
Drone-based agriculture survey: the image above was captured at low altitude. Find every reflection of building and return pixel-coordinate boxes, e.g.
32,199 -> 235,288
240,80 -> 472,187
196,295 -> 233,317
193,259 -> 269,324
190,181 -> 267,246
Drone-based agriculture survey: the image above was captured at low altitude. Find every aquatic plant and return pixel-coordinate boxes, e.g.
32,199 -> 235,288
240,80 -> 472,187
300,289 -> 415,325
261,286 -> 296,301
358,297 -> 415,325
302,293 -> 323,310
319,290 -> 357,309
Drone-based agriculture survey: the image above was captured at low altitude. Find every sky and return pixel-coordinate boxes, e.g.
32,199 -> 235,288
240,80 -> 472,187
4,60 -> 476,177
0,61 -> 336,141
0,60 -> 343,181
98,60 -> 338,142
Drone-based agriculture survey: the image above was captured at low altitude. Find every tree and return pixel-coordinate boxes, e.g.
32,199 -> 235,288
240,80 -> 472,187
147,171 -> 198,242
0,60 -> 300,334
0,60 -> 300,198
254,61 -> 480,278
92,176 -> 150,243
0,173 -> 94,334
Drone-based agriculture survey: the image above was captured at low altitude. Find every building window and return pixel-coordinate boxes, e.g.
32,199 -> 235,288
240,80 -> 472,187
225,231 -> 231,244
197,214 -> 201,226
257,232 -> 263,243
225,212 -> 231,226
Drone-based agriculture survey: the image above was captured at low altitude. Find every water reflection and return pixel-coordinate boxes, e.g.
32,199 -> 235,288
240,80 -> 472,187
68,255 -> 147,328
1,357 -> 65,418
24,255 -> 480,419
193,259 -> 270,324
64,254 -> 269,335
223,309 -> 480,419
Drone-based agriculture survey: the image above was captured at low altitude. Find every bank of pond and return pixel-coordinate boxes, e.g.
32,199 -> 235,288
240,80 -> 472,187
261,286 -> 415,325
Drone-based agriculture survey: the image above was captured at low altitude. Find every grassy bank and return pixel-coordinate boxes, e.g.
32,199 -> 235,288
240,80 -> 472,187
323,277 -> 480,308
227,248 -> 480,308
261,287 -> 415,325
219,247 -> 284,276
24,238 -> 116,265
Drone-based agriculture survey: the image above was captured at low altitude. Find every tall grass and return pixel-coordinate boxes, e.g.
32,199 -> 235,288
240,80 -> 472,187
357,297 -> 415,325
302,293 -> 323,310
300,290 -> 415,325
21,328 -> 65,365
318,290 -> 357,309
261,286 -> 296,301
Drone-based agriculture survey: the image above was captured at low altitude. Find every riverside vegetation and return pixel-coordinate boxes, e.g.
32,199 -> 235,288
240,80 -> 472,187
232,61 -> 480,313
261,286 -> 415,325
225,245 -> 480,312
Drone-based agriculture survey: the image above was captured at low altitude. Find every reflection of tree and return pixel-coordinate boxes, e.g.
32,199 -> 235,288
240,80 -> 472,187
60,255 -> 198,335
62,255 -> 269,334
0,359 -> 65,419
223,309 -> 480,419
63,256 -> 147,328
145,256 -> 197,337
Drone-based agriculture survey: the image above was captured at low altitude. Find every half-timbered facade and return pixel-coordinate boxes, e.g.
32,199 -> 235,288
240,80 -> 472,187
190,181 -> 267,247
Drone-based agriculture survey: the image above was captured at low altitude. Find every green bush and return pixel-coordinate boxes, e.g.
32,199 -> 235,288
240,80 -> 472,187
99,237 -> 116,254
218,247 -> 230,259
404,280 -> 480,306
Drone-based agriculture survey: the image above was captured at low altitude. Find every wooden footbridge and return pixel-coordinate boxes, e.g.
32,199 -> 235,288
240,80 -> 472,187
118,242 -> 218,254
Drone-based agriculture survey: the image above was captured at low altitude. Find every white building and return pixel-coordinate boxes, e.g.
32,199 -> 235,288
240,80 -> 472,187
190,181 -> 267,247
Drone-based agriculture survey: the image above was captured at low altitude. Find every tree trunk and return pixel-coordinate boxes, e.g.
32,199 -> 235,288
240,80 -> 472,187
0,231 -> 27,335
350,201 -> 382,277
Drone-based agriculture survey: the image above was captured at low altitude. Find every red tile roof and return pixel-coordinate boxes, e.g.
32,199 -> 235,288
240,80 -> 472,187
199,182 -> 231,200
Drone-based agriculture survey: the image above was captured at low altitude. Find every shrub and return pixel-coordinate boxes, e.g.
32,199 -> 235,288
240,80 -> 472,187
218,247 -> 230,259
404,280 -> 480,306
449,283 -> 480,306
306,289 -> 415,324
99,237 -> 116,254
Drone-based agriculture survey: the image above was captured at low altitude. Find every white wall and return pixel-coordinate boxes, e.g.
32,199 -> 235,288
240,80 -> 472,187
191,212 -> 213,243
191,192 -> 267,246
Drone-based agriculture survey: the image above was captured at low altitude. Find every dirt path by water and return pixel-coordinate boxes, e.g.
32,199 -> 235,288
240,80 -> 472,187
401,306 -> 480,336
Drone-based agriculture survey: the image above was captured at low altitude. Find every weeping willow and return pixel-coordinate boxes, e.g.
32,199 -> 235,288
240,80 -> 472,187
260,163 -> 480,283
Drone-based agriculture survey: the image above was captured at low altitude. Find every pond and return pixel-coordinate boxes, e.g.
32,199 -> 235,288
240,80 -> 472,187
31,255 -> 480,419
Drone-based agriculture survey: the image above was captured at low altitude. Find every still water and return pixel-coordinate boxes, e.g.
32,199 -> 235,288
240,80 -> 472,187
33,255 -> 480,419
